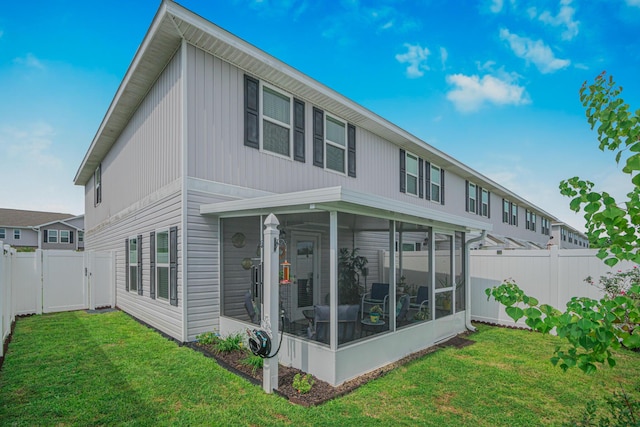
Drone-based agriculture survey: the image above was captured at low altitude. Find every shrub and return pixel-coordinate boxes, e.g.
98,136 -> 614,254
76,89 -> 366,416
564,385 -> 640,427
215,333 -> 244,353
292,373 -> 315,394
196,331 -> 219,346
241,353 -> 264,375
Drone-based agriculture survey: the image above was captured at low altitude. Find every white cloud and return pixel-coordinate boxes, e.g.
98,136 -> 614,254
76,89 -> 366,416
0,121 -> 83,215
537,0 -> 580,40
445,73 -> 530,113
490,0 -> 504,13
13,53 -> 45,70
500,28 -> 570,73
396,43 -> 431,78
440,47 -> 448,70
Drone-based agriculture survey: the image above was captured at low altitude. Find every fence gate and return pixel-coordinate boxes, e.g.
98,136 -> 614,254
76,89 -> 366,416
42,251 -> 87,313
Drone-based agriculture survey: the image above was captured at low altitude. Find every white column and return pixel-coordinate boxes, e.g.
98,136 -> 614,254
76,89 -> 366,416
329,211 -> 338,351
388,221 -> 396,327
262,213 -> 280,393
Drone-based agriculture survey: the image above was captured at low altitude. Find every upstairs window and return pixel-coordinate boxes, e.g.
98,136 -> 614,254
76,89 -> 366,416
262,85 -> 292,157
429,164 -> 443,203
244,75 -> 306,163
467,182 -> 477,214
325,115 -> 347,173
405,152 -> 419,196
503,199 -> 510,223
526,210 -> 536,231
541,217 -> 550,235
94,164 -> 102,206
511,204 -> 518,226
481,189 -> 489,217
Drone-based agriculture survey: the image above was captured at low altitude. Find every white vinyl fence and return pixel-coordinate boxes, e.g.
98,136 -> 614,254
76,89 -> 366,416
470,247 -> 636,327
0,246 -> 114,358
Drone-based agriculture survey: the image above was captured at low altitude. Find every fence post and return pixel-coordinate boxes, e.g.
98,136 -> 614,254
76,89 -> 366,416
548,246 -> 560,309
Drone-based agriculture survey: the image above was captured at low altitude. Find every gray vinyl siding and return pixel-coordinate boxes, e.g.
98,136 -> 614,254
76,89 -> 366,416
85,186 -> 183,340
185,190 -> 229,341
41,222 -> 78,250
87,48 -> 182,231
0,227 -> 37,248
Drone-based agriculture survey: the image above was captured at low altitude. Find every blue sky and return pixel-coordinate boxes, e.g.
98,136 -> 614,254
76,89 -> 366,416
1,0 -> 639,231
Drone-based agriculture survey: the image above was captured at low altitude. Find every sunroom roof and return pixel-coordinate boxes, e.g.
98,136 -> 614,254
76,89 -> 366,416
200,186 -> 492,232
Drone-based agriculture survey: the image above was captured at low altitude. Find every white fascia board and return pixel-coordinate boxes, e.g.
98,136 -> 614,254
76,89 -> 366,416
200,186 -> 492,232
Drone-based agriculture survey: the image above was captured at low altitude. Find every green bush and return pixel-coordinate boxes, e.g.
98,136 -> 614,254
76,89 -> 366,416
215,333 -> 244,353
195,331 -> 219,346
292,373 -> 315,394
241,353 -> 264,375
564,385 -> 640,427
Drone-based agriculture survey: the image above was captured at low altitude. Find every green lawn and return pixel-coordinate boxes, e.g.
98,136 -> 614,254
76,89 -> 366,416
1,311 -> 638,426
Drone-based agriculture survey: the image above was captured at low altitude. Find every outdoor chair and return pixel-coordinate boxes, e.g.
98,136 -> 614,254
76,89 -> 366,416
409,286 -> 429,313
313,304 -> 360,344
361,282 -> 389,319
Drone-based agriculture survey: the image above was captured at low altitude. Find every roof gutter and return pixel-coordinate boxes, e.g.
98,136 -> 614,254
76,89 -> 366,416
464,230 -> 486,332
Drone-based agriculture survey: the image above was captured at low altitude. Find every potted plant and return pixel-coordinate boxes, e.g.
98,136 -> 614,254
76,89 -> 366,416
412,306 -> 430,322
338,248 -> 368,305
369,305 -> 383,323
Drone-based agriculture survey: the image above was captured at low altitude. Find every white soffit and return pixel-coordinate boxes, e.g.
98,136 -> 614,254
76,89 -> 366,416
200,186 -> 492,232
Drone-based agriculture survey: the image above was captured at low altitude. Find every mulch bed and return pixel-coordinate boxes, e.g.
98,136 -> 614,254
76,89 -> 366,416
188,332 -> 475,407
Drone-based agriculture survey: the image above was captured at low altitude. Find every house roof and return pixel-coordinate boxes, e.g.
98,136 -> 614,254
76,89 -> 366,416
0,208 -> 75,228
200,186 -> 492,232
74,0 -> 557,221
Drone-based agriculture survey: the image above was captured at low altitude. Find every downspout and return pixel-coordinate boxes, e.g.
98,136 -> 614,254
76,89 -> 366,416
464,230 -> 486,332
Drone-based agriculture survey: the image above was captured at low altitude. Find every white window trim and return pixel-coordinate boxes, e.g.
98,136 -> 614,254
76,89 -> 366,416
78,231 -> 84,243
502,199 -> 510,223
94,165 -> 102,206
430,164 -> 442,203
60,230 -> 70,244
128,236 -> 139,293
405,151 -> 419,197
155,229 -> 171,302
468,182 -> 477,214
48,229 -> 58,243
324,113 -> 347,175
259,81 -> 293,159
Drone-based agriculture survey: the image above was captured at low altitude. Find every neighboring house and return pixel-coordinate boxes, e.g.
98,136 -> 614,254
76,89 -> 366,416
551,222 -> 589,249
0,209 -> 84,251
73,1 -> 578,386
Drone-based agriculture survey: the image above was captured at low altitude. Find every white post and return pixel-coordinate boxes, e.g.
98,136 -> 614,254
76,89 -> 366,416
262,213 -> 280,393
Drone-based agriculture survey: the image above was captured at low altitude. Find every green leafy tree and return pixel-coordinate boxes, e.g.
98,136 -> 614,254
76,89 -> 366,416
487,72 -> 640,373
559,71 -> 640,267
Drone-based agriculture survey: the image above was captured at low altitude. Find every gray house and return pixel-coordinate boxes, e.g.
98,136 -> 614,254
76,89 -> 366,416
74,1 -> 567,386
0,209 -> 84,251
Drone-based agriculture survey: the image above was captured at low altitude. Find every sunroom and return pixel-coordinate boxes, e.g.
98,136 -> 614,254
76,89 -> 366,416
201,186 -> 489,386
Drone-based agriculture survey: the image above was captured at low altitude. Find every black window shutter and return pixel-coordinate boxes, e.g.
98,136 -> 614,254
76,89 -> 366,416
418,158 -> 424,198
465,181 -> 469,212
170,226 -> 178,306
440,169 -> 445,205
150,231 -> 156,300
425,162 -> 431,200
293,98 -> 305,162
70,231 -> 74,244
244,75 -> 259,149
399,149 -> 406,193
137,234 -> 143,295
347,124 -> 356,177
488,191 -> 491,218
312,107 -> 324,167
125,238 -> 130,292
476,186 -> 481,215
44,229 -> 48,242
